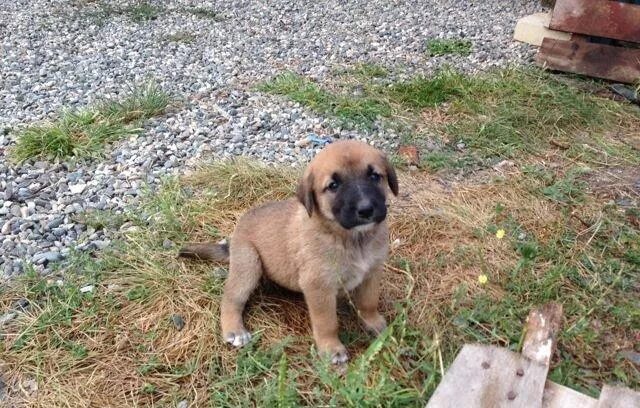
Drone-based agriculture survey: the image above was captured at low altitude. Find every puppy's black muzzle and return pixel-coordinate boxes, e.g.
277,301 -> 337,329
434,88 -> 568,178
332,182 -> 387,230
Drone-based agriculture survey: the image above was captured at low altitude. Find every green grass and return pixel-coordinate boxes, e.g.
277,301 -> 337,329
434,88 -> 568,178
164,32 -> 196,44
258,72 -> 390,127
261,67 -> 639,169
122,2 -> 161,22
98,81 -> 170,122
182,7 -> 224,20
82,2 -> 163,25
426,38 -> 473,57
349,63 -> 389,79
387,70 -> 467,108
11,82 -> 169,162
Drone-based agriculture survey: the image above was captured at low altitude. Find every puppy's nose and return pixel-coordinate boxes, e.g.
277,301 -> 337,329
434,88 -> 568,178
356,201 -> 374,219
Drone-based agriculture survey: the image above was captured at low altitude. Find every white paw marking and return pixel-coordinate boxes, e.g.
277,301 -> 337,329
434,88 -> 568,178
331,350 -> 349,365
224,331 -> 252,347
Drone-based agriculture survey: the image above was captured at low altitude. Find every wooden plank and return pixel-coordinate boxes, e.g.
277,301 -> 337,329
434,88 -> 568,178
425,344 -> 549,408
549,0 -> 640,43
513,12 -> 571,46
597,384 -> 640,408
542,381 -> 598,408
522,302 -> 563,366
536,38 -> 640,84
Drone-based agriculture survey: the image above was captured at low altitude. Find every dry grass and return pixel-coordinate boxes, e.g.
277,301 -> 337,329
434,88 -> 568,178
2,154 -> 638,406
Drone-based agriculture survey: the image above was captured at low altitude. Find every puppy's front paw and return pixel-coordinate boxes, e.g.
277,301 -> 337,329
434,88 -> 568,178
224,330 -> 252,347
361,312 -> 387,335
331,348 -> 349,365
319,343 -> 349,365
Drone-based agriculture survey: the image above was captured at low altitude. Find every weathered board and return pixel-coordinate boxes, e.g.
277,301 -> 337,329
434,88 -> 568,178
536,38 -> 640,84
549,0 -> 640,43
542,381 -> 598,408
513,12 -> 571,46
425,344 -> 549,408
522,302 -> 562,366
597,384 -> 640,408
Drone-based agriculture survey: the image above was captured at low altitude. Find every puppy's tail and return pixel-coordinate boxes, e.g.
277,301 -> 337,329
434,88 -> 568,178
178,241 -> 230,262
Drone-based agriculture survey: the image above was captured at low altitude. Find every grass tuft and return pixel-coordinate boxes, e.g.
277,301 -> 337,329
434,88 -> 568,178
122,2 -> 161,22
258,72 -> 390,127
183,7 -> 225,20
11,81 -> 169,162
99,81 -> 170,123
164,32 -> 196,44
426,38 -> 473,56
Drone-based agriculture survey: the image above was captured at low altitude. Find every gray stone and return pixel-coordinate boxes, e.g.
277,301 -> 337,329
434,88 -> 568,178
32,251 -> 63,265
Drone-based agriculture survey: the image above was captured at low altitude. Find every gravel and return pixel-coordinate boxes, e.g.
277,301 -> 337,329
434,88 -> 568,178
0,0 -> 544,277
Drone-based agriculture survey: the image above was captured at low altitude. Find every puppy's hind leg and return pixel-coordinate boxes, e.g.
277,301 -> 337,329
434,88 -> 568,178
220,243 -> 262,347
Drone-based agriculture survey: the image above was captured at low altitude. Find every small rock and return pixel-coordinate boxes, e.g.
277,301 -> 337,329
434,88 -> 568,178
0,312 -> 17,326
13,298 -> 30,311
171,314 -> 185,331
80,285 -> 94,293
32,251 -> 62,265
177,400 -> 188,408
92,240 -> 110,250
69,183 -> 87,194
1,221 -> 10,235
46,216 -> 64,230
162,239 -> 175,249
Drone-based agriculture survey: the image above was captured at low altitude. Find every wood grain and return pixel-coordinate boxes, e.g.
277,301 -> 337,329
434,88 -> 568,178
426,344 -> 548,408
536,38 -> 640,84
542,381 -> 598,408
550,0 -> 640,43
597,384 -> 640,408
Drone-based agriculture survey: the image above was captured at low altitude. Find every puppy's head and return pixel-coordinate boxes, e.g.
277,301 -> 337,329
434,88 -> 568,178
296,140 -> 398,230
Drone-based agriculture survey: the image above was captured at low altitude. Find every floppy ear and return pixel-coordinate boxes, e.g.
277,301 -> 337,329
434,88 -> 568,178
296,172 -> 315,216
383,155 -> 399,196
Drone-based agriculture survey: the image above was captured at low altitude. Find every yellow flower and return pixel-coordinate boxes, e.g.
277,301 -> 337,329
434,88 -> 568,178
495,229 -> 506,239
478,274 -> 488,285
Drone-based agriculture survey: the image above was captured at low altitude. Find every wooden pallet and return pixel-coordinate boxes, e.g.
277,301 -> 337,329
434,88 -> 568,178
425,303 -> 640,408
531,0 -> 640,83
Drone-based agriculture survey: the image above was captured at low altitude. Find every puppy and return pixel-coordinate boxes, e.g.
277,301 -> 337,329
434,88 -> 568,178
179,140 -> 398,364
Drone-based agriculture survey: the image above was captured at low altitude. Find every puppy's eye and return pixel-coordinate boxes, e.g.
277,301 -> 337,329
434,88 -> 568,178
369,172 -> 382,182
327,181 -> 340,192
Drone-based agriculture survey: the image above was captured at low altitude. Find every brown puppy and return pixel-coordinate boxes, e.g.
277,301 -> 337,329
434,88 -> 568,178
179,140 -> 398,364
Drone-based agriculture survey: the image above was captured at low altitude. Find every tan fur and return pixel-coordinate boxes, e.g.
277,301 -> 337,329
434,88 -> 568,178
180,140 -> 398,363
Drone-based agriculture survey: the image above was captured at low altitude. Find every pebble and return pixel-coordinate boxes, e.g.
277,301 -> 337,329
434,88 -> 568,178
171,314 -> 186,331
32,251 -> 63,265
80,285 -> 95,293
0,312 -> 17,327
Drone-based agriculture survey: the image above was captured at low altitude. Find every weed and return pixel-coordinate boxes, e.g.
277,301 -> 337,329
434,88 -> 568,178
99,81 -> 169,123
388,70 -> 467,108
426,38 -> 473,56
258,72 -> 390,127
542,169 -> 588,206
350,63 -> 389,79
122,2 -> 161,22
11,110 -> 136,162
11,82 -> 169,162
183,7 -> 224,20
164,32 -> 196,44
